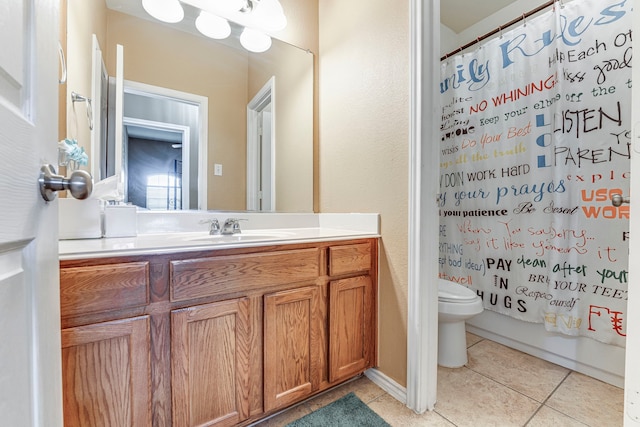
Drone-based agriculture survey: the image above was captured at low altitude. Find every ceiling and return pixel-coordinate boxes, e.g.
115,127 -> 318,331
441,0 -> 517,33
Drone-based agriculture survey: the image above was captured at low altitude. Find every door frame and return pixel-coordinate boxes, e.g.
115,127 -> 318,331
247,76 -> 276,211
406,0 -> 440,413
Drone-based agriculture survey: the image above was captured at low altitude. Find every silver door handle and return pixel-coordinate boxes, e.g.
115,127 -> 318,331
611,194 -> 630,207
39,164 -> 93,202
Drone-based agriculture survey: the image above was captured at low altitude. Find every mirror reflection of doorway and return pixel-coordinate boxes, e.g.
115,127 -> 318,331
247,77 -> 276,211
104,78 -> 208,210
123,121 -> 188,210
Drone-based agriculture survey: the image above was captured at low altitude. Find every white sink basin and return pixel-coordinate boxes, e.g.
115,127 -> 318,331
182,230 -> 297,243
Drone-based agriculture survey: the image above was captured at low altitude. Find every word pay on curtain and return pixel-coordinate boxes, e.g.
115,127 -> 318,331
438,0 -> 631,346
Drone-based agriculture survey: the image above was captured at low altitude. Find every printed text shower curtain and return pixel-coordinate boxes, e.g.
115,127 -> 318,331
438,0 -> 631,346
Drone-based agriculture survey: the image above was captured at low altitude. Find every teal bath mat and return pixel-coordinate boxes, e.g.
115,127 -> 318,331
286,392 -> 390,427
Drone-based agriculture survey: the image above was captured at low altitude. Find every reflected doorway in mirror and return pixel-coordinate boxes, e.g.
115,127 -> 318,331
102,77 -> 209,210
247,76 -> 275,212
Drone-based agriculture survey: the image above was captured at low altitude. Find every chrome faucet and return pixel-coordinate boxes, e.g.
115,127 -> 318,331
200,218 -> 221,235
221,218 -> 246,235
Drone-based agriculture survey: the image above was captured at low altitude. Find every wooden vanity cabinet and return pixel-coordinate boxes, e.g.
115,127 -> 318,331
327,243 -> 376,383
59,238 -> 377,426
59,262 -> 152,427
329,275 -> 374,383
171,298 -> 251,427
263,285 -> 322,412
61,316 -> 151,427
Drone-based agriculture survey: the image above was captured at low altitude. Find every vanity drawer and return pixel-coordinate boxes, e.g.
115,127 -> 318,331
328,243 -> 372,276
60,262 -> 150,318
170,248 -> 320,302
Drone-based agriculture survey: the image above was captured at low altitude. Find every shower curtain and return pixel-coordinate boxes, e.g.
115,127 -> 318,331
438,0 -> 631,346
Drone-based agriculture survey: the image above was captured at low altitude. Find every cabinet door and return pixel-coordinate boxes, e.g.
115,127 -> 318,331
172,298 -> 251,427
264,286 -> 321,412
61,316 -> 151,427
329,275 -> 373,383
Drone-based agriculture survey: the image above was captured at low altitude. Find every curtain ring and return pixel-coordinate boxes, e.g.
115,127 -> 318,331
498,25 -> 503,39
522,13 -> 527,27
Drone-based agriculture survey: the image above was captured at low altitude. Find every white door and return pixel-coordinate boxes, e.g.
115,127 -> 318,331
0,0 -> 63,426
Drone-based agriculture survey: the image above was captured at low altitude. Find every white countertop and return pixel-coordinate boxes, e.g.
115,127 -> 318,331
59,213 -> 380,260
59,228 -> 379,260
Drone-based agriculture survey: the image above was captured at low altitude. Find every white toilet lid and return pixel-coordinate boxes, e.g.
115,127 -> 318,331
438,280 -> 478,302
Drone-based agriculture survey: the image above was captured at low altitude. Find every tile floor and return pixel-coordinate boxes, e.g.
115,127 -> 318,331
254,333 -> 624,427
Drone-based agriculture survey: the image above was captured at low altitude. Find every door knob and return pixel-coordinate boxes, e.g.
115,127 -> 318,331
611,194 -> 630,207
39,164 -> 93,202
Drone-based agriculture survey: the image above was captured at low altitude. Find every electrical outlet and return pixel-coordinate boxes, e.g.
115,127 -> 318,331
214,163 -> 223,176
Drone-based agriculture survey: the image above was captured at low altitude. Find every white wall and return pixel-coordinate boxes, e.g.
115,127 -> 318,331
441,0 -> 577,56
440,24 -> 457,58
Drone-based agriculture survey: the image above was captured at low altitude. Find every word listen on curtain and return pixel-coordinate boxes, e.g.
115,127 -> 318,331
439,0 -> 631,346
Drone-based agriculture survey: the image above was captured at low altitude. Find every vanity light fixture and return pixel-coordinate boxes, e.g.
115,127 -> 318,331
142,0 -> 185,23
195,11 -> 231,40
142,0 -> 287,52
239,27 -> 272,53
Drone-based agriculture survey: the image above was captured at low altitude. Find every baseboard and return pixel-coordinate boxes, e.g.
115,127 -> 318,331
364,368 -> 407,404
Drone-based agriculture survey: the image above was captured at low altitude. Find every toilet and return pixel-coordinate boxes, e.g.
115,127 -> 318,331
438,279 -> 484,368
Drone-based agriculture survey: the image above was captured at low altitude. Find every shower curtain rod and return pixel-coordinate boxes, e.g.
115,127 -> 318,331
441,0 -> 556,61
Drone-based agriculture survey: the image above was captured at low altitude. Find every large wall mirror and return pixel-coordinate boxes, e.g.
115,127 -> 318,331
63,0 -> 314,212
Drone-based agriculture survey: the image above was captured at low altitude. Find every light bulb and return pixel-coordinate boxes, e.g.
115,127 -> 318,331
252,0 -> 287,32
240,28 -> 272,53
142,0 -> 184,23
195,11 -> 231,39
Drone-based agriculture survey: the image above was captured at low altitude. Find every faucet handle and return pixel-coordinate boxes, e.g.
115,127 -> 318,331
222,218 -> 247,234
199,218 -> 221,235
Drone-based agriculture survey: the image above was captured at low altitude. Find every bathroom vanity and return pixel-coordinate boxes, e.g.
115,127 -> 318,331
58,224 -> 378,426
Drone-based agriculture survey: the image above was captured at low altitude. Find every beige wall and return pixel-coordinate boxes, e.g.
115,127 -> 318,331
319,1 -> 411,386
